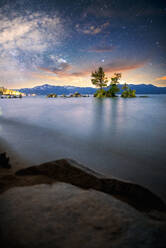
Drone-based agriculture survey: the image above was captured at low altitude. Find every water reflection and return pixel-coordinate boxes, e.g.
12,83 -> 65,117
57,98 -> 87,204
92,98 -> 105,136
92,97 -> 124,141
0,106 -> 3,132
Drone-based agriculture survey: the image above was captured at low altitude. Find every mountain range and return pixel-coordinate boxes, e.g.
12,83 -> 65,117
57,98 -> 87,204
16,84 -> 166,95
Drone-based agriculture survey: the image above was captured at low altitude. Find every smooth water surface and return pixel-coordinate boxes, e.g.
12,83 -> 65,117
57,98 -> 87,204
0,95 -> 166,199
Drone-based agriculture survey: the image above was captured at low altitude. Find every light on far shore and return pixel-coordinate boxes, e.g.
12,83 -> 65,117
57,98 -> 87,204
0,86 -> 26,97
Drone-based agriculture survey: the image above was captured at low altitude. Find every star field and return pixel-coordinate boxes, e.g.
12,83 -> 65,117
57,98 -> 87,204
0,0 -> 166,88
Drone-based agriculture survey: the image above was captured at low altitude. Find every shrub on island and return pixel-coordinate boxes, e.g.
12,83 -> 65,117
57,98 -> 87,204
47,93 -> 57,98
121,83 -> 136,98
61,94 -> 67,97
94,89 -> 107,98
73,92 -> 81,97
106,73 -> 121,97
70,92 -> 81,97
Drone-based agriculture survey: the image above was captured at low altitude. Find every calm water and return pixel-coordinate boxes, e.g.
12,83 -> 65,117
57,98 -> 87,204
0,95 -> 166,199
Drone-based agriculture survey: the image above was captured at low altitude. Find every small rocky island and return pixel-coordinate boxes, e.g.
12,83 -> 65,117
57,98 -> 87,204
47,92 -> 89,98
92,68 -> 136,98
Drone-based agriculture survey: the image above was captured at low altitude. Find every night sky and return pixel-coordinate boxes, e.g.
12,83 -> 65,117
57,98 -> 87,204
0,0 -> 166,88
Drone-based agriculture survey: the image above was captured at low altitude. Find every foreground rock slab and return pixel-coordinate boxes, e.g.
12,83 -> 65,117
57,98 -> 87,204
0,159 -> 166,213
0,183 -> 166,248
0,159 -> 166,248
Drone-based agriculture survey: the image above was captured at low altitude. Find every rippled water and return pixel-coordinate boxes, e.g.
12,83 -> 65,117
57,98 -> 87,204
0,95 -> 166,199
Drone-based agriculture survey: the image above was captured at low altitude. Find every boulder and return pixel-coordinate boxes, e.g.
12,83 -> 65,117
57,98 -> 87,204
0,183 -> 166,248
15,159 -> 166,212
0,153 -> 11,169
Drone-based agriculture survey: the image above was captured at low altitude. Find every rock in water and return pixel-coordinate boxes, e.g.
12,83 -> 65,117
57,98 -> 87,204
0,153 -> 11,169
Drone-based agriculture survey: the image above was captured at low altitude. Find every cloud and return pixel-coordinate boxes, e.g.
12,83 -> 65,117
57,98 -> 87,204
36,63 -> 89,80
88,46 -> 114,53
70,72 -> 87,76
104,60 -> 147,73
57,58 -> 67,64
36,58 -> 146,83
38,59 -> 71,74
75,22 -> 110,35
156,76 -> 166,81
26,56 -> 149,88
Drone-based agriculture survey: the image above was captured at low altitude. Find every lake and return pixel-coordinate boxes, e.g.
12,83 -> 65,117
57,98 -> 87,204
0,95 -> 166,200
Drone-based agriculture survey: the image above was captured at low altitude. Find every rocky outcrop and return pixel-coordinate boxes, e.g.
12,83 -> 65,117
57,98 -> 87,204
0,158 -> 165,213
0,153 -> 11,169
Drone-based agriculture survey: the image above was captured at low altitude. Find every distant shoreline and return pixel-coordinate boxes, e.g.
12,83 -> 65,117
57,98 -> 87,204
10,83 -> 166,95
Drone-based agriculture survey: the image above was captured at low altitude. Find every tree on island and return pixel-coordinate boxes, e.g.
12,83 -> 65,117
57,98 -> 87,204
122,82 -> 128,91
121,83 -> 136,98
91,67 -> 108,89
91,67 -> 108,97
107,73 -> 121,97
